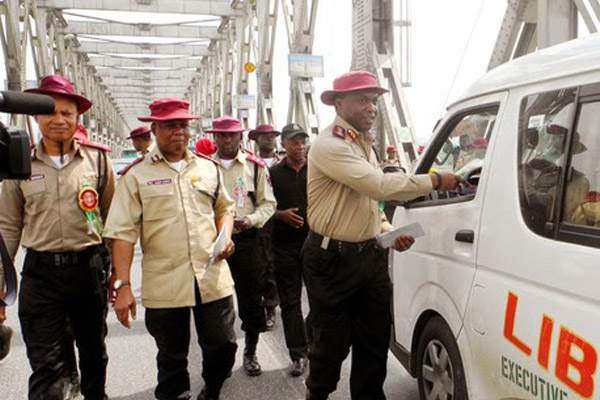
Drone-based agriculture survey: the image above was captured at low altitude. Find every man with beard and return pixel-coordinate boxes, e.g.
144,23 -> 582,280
0,74 -> 114,400
208,116 -> 277,377
304,71 -> 460,399
105,98 -> 237,400
269,123 -> 310,377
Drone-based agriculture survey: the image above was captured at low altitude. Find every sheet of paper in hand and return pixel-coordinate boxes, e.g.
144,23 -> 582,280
205,227 -> 229,268
375,222 -> 425,249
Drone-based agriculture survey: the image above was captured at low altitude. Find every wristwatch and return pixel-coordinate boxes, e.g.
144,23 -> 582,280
114,280 -> 131,291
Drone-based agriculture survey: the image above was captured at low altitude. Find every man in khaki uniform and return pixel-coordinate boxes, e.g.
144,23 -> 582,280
0,75 -> 115,400
208,116 -> 277,377
104,98 -> 236,400
304,71 -> 460,400
126,125 -> 154,154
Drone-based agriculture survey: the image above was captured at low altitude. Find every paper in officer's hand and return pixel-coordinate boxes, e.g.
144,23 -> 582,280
205,227 -> 228,268
375,222 -> 425,249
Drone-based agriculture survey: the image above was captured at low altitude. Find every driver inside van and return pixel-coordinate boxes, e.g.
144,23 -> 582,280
524,111 -> 589,224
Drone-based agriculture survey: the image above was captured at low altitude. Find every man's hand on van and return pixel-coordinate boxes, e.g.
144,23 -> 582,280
392,235 -> 415,252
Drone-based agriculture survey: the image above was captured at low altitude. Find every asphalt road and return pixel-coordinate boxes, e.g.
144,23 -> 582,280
0,247 -> 419,400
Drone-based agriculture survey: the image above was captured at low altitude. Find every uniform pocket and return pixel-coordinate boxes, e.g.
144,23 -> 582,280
140,184 -> 177,221
79,173 -> 98,189
20,179 -> 49,214
191,180 -> 216,214
141,258 -> 175,302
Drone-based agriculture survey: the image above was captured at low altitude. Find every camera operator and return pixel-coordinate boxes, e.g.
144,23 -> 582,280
0,75 -> 115,400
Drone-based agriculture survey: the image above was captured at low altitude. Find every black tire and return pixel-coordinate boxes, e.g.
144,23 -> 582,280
416,316 -> 468,400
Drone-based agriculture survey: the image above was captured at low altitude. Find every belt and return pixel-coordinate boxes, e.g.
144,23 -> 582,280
29,246 -> 98,267
306,231 -> 379,253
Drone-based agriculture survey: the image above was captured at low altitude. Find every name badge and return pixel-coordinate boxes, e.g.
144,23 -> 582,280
146,178 -> 172,186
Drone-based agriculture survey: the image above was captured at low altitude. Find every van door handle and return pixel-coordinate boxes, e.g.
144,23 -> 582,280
455,230 -> 474,243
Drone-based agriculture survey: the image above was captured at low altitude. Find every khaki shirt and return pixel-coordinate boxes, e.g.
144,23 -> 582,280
214,149 -> 276,232
308,116 -> 433,242
103,146 -> 235,308
0,139 -> 116,287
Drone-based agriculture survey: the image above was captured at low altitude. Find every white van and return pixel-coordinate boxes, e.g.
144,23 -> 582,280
390,34 -> 600,400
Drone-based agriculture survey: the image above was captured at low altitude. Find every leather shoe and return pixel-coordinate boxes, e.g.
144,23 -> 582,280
265,308 -> 276,331
290,358 -> 307,377
243,353 -> 262,376
0,324 -> 13,361
197,386 -> 218,400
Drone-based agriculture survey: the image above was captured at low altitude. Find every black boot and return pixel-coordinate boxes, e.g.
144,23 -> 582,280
265,307 -> 276,331
197,386 -> 219,400
243,332 -> 262,376
0,323 -> 13,361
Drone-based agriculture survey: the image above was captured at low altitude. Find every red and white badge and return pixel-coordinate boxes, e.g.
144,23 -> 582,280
78,186 -> 99,212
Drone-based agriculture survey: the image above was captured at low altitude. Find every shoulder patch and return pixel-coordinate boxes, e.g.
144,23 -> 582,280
246,154 -> 267,168
77,139 -> 112,152
195,152 -> 221,166
332,125 -> 346,139
242,148 -> 256,156
117,156 -> 144,176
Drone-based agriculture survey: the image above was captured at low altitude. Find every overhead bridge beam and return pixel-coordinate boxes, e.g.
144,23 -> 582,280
102,80 -> 193,88
95,69 -> 198,79
64,21 -> 224,40
88,57 -> 202,69
37,0 -> 240,17
79,42 -> 212,57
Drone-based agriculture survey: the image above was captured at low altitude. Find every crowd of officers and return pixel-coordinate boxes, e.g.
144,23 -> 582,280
0,70 -> 460,400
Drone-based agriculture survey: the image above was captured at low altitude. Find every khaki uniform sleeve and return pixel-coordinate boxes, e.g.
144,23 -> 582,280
0,180 -> 25,289
100,152 -> 117,223
103,172 -> 142,244
214,168 -> 235,218
310,137 -> 433,201
247,166 -> 277,228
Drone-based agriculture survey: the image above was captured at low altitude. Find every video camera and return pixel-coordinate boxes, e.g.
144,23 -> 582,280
0,90 -> 55,180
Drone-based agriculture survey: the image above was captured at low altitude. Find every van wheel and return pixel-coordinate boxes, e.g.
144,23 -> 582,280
416,316 -> 468,400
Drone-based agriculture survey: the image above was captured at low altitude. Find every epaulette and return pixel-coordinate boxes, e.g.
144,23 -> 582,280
77,139 -> 112,153
194,152 -> 222,166
245,153 -> 267,168
117,156 -> 144,176
584,191 -> 600,203
332,125 -> 346,139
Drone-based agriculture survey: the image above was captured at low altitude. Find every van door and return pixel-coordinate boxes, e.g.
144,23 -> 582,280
391,91 -> 507,391
469,84 -> 600,399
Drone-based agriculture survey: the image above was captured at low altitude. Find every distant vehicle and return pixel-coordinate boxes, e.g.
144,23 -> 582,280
390,34 -> 600,400
122,148 -> 138,158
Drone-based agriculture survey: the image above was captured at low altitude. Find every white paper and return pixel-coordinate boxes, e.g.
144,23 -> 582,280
205,227 -> 228,268
375,222 -> 425,249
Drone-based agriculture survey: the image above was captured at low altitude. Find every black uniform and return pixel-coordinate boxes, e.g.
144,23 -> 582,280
269,158 -> 309,362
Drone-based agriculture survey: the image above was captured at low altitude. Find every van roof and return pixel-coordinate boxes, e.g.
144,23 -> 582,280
453,33 -> 600,107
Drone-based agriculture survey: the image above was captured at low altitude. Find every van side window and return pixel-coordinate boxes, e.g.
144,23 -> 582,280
564,101 -> 600,231
517,88 -> 577,237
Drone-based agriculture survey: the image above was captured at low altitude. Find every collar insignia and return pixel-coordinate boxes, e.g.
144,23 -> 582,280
347,129 -> 359,141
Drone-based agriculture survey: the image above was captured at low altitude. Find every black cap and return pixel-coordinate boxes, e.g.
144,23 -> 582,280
281,123 -> 309,140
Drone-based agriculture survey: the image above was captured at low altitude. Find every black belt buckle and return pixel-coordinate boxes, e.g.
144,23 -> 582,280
47,252 -> 77,267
